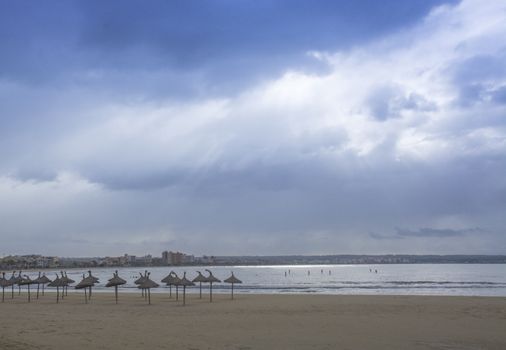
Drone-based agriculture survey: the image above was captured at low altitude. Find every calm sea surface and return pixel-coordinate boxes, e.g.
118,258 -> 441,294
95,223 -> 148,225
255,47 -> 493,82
19,264 -> 506,296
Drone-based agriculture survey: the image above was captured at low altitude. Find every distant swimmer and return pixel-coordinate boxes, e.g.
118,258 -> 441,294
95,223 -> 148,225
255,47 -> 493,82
375,269 -> 378,273
284,271 -> 287,277
329,270 -> 331,275
321,269 -> 323,274
308,270 -> 310,276
288,269 -> 291,275
369,269 -> 372,272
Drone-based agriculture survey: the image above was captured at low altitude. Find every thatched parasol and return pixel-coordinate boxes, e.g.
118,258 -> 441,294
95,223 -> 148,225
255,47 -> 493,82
34,272 -> 52,299
134,270 -> 148,298
179,272 -> 195,306
84,271 -> 99,301
137,272 -> 159,305
15,271 -> 23,296
47,273 -> 66,303
224,272 -> 242,300
75,273 -> 95,304
0,272 -> 13,302
205,269 -> 221,303
171,272 -> 182,301
192,271 -> 208,299
8,271 -> 17,299
18,275 -> 35,302
61,271 -> 75,296
105,270 -> 127,304
162,271 -> 177,298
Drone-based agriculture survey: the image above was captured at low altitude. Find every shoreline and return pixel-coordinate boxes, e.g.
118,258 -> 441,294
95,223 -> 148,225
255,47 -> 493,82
1,294 -> 505,349
4,290 -> 506,298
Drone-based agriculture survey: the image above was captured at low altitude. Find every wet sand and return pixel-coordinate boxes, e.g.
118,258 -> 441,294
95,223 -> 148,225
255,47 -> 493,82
1,293 -> 505,349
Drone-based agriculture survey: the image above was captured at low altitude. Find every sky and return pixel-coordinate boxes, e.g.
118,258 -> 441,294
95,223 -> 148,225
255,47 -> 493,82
1,0 -> 505,257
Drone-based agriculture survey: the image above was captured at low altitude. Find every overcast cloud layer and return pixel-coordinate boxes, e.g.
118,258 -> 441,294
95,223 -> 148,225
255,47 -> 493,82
1,0 -> 505,257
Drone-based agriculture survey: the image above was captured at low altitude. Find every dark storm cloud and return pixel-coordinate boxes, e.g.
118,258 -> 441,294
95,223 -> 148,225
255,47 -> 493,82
365,85 -> 436,121
370,227 -> 482,240
0,0 -> 455,95
450,51 -> 506,106
491,86 -> 506,105
396,227 -> 482,238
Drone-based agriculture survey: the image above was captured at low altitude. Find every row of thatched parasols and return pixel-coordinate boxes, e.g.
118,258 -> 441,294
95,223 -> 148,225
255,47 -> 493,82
1,271 -> 53,302
1,269 -> 242,305
135,269 -> 241,305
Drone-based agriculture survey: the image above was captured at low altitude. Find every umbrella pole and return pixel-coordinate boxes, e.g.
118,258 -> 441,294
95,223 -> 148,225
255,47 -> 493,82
148,289 -> 151,305
56,286 -> 59,303
89,286 -> 92,300
210,282 -> 213,303
84,288 -> 88,304
169,285 -> 172,298
231,283 -> 234,300
199,282 -> 202,299
28,284 -> 31,302
11,284 -> 14,299
42,284 -> 45,296
2,287 -> 4,302
176,285 -> 179,301
37,283 -> 40,299
18,284 -> 21,296
183,286 -> 186,306
115,285 -> 118,304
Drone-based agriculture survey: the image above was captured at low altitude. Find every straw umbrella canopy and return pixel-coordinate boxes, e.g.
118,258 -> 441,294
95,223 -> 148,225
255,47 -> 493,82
161,271 -> 173,284
205,269 -> 221,303
34,272 -> 52,299
224,272 -> 242,300
18,275 -> 35,302
192,271 -> 208,299
75,273 -> 95,304
105,270 -> 127,304
137,272 -> 159,305
47,273 -> 66,303
179,272 -> 195,306
0,272 -> 13,302
134,270 -> 148,285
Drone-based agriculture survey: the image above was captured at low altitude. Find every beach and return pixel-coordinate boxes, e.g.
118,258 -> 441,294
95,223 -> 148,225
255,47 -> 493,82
1,294 -> 505,349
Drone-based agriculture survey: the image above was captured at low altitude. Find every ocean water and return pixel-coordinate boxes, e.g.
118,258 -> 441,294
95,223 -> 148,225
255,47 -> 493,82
16,264 -> 506,296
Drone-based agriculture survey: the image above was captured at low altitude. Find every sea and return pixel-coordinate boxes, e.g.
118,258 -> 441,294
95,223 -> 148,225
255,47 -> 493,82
16,264 -> 506,296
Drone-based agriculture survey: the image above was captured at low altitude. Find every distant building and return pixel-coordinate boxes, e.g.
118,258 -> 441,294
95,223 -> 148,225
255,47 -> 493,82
136,255 -> 152,266
161,250 -> 195,265
124,254 -> 136,265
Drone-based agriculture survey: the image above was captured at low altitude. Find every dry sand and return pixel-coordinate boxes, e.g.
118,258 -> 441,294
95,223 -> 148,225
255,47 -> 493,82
1,292 -> 505,349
